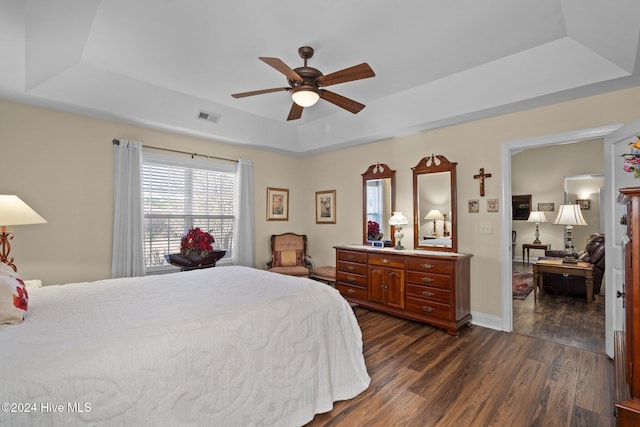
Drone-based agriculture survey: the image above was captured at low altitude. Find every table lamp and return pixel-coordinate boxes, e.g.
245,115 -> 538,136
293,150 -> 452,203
389,212 -> 408,250
0,195 -> 47,272
526,211 -> 547,244
424,209 -> 444,238
552,204 -> 587,263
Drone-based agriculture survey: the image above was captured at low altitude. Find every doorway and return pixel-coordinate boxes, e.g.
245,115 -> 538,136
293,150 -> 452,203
499,124 -> 621,356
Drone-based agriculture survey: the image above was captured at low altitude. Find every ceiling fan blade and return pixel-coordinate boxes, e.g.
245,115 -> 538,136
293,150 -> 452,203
287,102 -> 303,121
320,90 -> 365,114
316,63 -> 375,87
259,57 -> 303,82
231,87 -> 290,98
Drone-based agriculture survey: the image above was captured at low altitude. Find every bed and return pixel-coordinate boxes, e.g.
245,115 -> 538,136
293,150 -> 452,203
0,266 -> 370,426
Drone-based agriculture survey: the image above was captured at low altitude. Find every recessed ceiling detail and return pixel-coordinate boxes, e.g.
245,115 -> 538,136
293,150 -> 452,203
0,0 -> 639,155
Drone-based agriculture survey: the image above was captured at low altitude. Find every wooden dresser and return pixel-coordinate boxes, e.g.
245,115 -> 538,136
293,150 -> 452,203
335,245 -> 472,335
616,187 -> 640,424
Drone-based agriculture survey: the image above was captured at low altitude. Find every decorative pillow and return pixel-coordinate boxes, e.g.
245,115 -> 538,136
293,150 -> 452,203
272,250 -> 304,267
0,266 -> 28,324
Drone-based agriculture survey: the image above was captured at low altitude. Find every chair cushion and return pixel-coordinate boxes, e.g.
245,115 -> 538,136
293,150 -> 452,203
273,249 -> 304,267
268,266 -> 310,277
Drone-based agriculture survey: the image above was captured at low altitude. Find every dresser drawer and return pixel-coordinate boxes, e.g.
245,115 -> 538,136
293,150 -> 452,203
337,260 -> 367,276
368,253 -> 405,268
406,283 -> 451,304
337,249 -> 367,264
406,257 -> 453,275
337,284 -> 367,300
405,297 -> 452,321
406,271 -> 453,290
336,271 -> 367,287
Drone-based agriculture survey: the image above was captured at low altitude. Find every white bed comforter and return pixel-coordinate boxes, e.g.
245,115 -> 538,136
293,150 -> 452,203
0,266 -> 369,426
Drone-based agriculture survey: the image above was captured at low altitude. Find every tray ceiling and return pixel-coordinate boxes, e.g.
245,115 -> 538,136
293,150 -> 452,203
1,0 -> 640,155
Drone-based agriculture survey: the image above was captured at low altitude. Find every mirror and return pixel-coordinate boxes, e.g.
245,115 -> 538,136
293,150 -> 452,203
412,154 -> 457,252
362,163 -> 396,247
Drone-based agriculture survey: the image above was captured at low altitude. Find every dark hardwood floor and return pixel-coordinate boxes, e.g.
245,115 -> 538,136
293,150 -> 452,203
512,261 -> 605,354
305,307 -> 614,427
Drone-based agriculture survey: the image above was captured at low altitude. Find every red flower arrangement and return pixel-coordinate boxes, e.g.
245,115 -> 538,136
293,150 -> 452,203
181,228 -> 214,256
367,220 -> 382,240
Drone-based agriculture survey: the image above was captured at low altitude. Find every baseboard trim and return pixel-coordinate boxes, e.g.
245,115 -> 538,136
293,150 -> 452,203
470,311 -> 503,331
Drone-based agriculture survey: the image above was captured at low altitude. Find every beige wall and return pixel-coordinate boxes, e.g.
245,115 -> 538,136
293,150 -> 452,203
3,85 -> 640,321
511,139 -> 604,255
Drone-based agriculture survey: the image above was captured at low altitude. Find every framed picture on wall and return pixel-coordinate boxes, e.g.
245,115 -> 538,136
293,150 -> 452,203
316,190 -> 336,224
468,199 -> 479,213
267,187 -> 289,221
538,202 -> 554,212
487,199 -> 499,212
577,199 -> 591,210
512,194 -> 531,220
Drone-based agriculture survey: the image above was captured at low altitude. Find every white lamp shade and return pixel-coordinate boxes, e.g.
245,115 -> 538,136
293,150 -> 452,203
389,211 -> 408,226
552,204 -> 587,226
0,195 -> 47,227
291,87 -> 320,107
527,211 -> 547,223
424,209 -> 445,220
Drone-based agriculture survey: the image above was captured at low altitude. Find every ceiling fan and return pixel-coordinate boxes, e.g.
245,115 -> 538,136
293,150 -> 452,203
231,46 -> 375,121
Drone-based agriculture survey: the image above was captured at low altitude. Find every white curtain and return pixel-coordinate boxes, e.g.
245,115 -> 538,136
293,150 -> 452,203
112,140 -> 145,278
233,159 -> 255,267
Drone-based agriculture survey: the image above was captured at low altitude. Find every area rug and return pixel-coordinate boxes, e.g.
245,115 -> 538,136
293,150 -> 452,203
513,271 -> 534,300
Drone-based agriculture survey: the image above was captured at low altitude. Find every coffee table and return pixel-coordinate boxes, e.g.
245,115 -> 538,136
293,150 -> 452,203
532,258 -> 595,303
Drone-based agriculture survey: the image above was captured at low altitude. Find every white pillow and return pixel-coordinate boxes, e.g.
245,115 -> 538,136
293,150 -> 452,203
0,265 -> 28,324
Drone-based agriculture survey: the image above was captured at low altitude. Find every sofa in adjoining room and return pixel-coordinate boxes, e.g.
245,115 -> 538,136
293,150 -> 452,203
542,233 -> 605,299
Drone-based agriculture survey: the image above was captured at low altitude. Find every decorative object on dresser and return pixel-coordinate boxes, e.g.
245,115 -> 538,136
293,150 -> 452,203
526,211 -> 547,244
552,204 -> 588,263
615,187 -> 640,425
0,195 -> 47,272
362,163 -> 396,248
388,212 -> 408,250
335,245 -> 472,336
267,232 -> 312,277
412,154 -> 457,252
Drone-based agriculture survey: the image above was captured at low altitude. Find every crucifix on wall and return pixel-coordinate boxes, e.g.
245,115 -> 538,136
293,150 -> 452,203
473,168 -> 492,197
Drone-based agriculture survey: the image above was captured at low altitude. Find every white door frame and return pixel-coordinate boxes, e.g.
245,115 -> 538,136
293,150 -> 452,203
500,124 -> 622,357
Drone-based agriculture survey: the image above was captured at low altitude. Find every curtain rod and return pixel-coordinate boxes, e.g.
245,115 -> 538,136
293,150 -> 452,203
112,139 -> 238,163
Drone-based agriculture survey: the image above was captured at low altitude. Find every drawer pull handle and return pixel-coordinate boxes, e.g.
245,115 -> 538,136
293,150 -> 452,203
382,258 -> 390,264
347,289 -> 355,294
421,263 -> 434,269
348,266 -> 355,271
348,255 -> 355,260
421,290 -> 434,297
421,277 -> 434,283
347,277 -> 355,282
422,305 -> 434,312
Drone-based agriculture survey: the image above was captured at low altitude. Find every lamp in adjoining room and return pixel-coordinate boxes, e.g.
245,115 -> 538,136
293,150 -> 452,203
389,212 -> 408,250
526,211 -> 547,244
0,195 -> 47,272
424,209 -> 445,238
552,204 -> 587,263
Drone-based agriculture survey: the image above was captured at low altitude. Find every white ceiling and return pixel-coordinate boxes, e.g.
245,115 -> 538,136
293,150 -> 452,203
2,0 -> 640,155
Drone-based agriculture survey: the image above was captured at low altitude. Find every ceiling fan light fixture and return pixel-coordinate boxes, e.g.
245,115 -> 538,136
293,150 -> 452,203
291,86 -> 320,107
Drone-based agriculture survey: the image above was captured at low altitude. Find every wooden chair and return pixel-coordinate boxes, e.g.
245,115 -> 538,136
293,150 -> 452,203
267,233 -> 312,277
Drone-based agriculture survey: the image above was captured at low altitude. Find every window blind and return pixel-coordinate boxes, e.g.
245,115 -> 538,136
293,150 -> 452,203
141,152 -> 236,270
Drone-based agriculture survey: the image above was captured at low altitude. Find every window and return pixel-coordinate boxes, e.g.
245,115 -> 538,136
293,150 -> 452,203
141,152 -> 236,270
